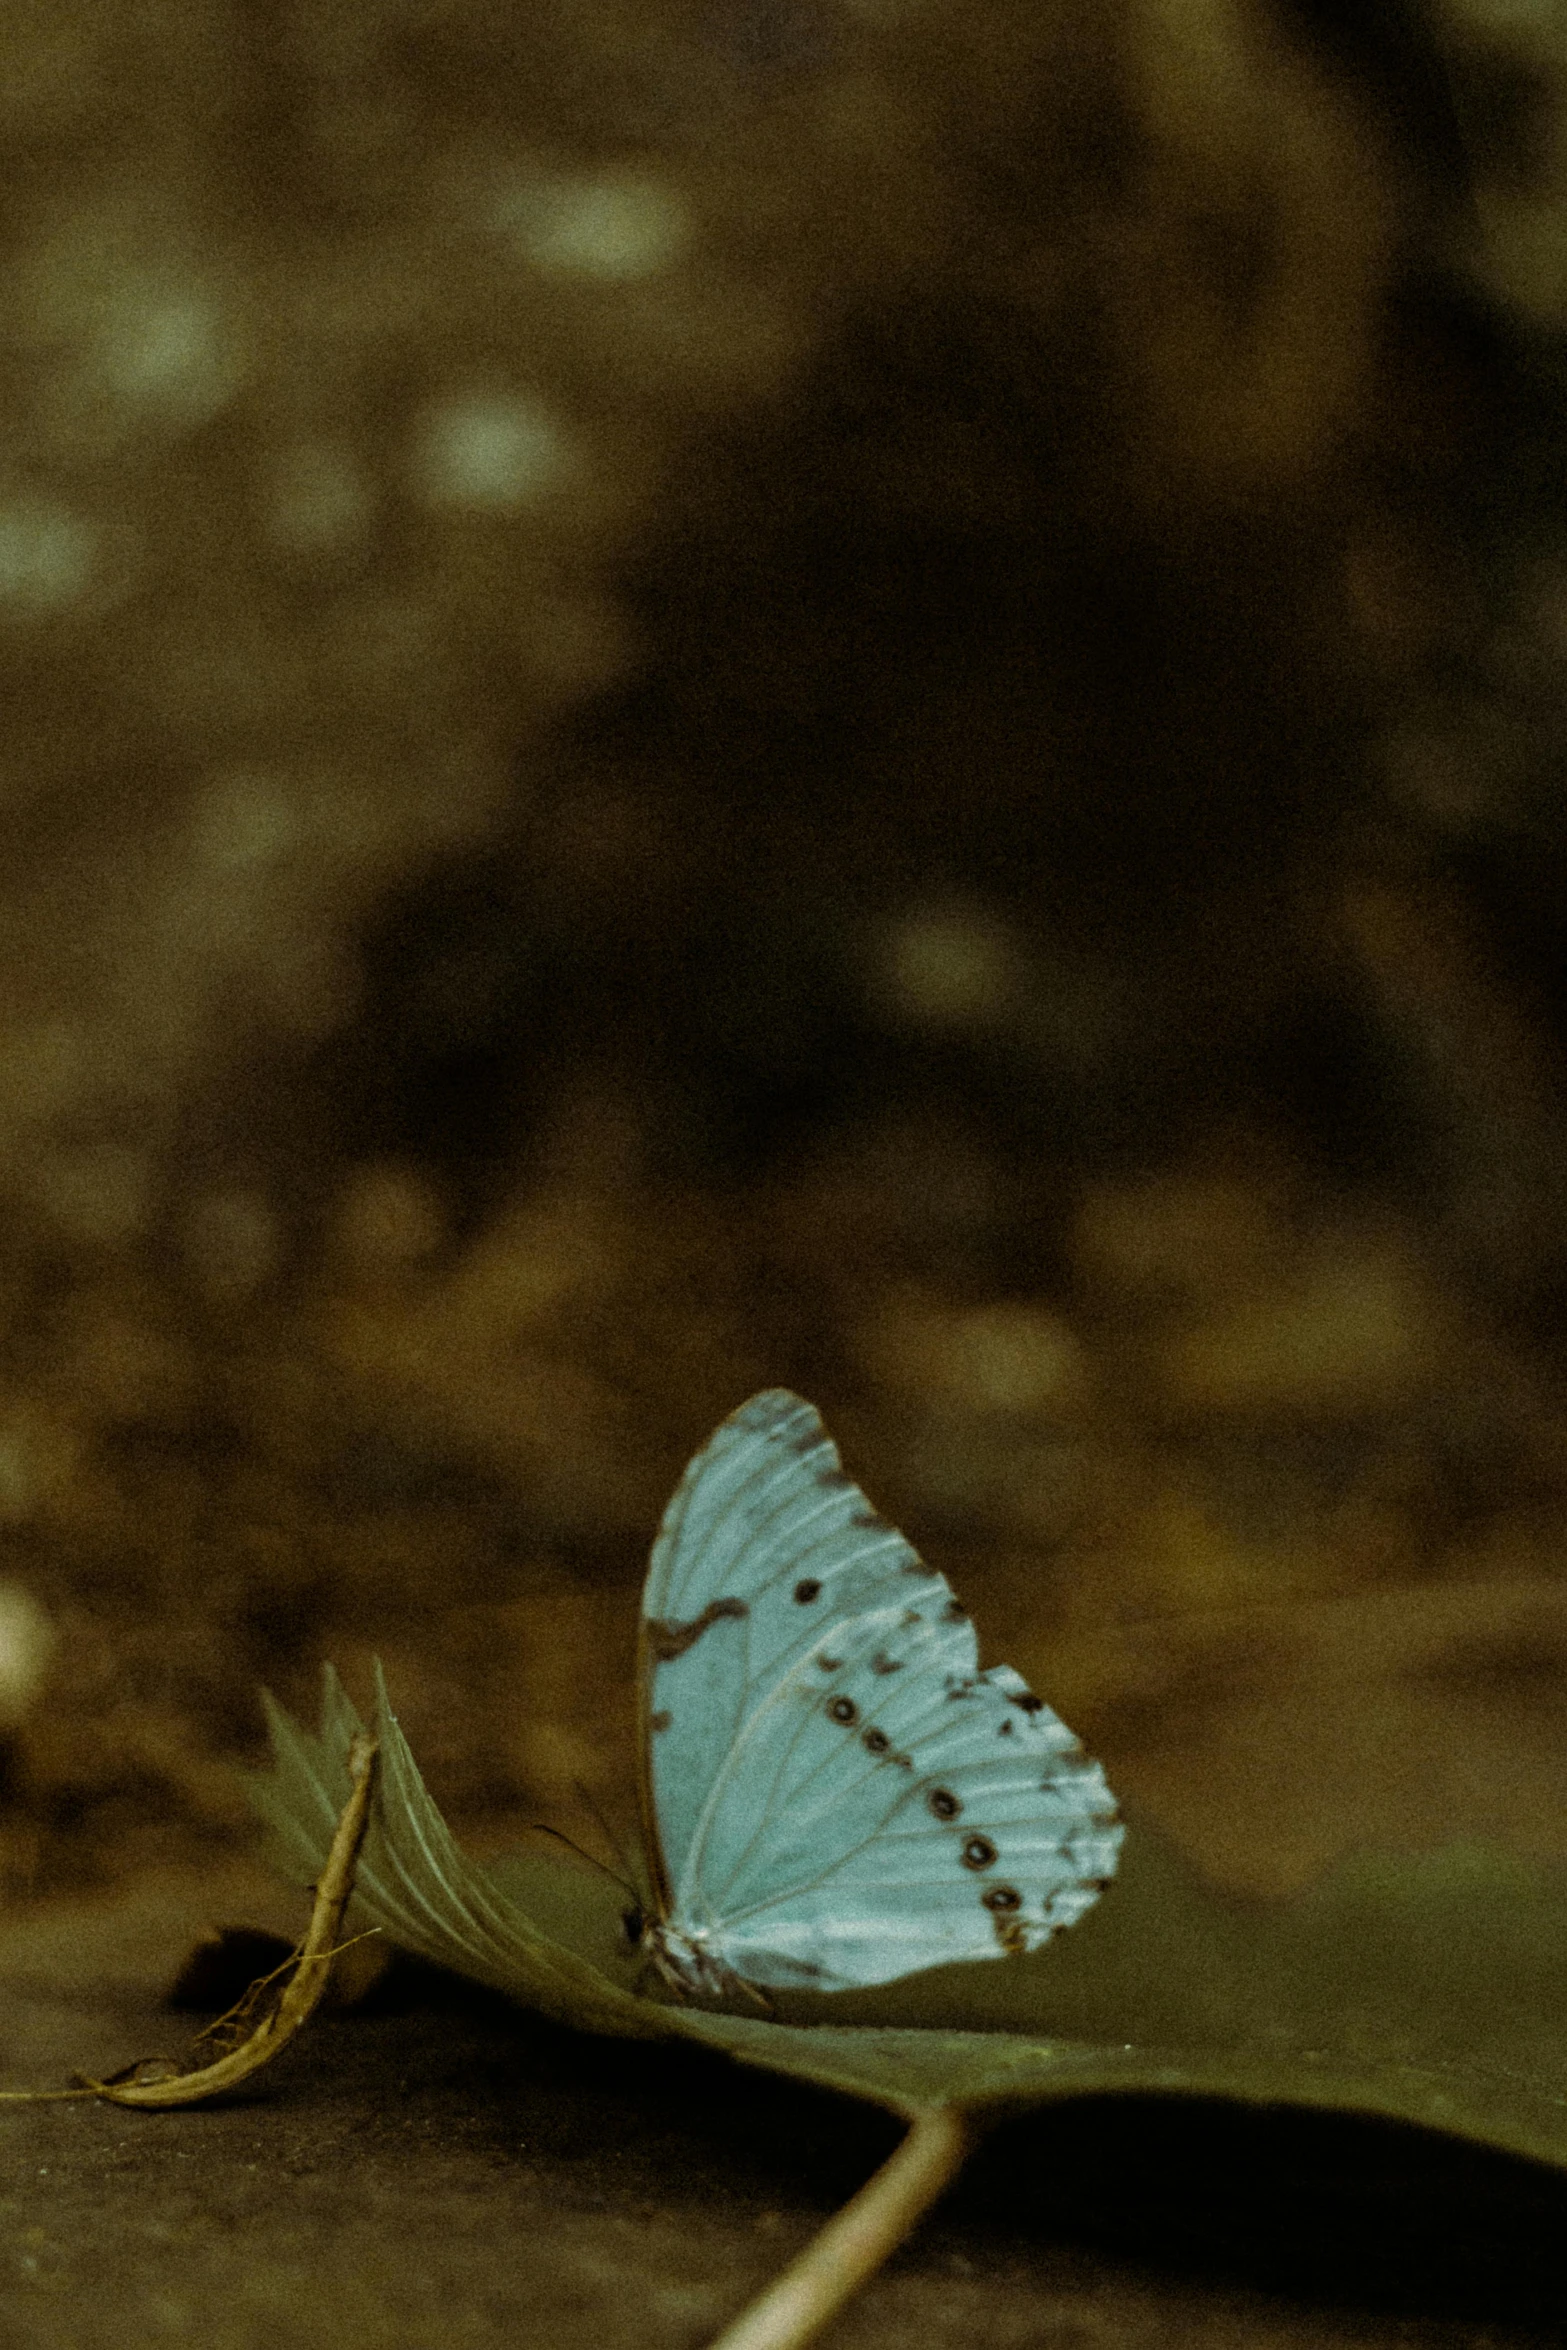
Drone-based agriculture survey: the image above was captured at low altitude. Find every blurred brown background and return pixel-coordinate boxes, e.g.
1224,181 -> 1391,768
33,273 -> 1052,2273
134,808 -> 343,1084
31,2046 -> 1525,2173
2,0 -> 1567,1908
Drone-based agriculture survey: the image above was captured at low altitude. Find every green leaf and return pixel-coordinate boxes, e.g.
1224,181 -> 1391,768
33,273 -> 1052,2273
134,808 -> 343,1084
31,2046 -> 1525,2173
253,1667 -> 665,2042
251,1668 -> 1567,2162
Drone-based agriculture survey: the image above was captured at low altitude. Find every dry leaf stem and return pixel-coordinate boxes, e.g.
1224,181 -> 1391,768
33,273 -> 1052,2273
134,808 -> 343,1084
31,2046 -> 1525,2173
707,2103 -> 971,2350
80,1733 -> 379,2109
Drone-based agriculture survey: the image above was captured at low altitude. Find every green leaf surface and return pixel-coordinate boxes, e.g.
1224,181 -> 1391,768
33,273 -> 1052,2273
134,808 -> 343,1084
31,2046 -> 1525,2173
251,1670 -> 1567,2159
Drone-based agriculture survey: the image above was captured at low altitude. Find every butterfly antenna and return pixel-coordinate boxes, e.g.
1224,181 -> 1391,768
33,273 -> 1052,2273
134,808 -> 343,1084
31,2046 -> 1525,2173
572,1778 -> 645,1896
524,1822 -> 640,1906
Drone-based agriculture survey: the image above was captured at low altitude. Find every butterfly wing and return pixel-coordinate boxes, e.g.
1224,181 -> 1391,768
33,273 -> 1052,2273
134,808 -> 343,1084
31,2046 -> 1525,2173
637,1389 -> 924,1911
638,1390 -> 1122,1993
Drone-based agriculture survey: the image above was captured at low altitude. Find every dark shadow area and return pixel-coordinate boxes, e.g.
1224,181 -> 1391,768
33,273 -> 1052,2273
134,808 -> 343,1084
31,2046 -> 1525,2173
964,2093 -> 1567,2333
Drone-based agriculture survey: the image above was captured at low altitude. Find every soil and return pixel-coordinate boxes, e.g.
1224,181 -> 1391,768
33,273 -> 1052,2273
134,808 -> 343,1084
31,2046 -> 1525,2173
0,1869 -> 1561,2350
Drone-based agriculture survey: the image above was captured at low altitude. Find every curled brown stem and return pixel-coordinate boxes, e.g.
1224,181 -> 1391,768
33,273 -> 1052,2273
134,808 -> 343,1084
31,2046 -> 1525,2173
77,1731 -> 380,2110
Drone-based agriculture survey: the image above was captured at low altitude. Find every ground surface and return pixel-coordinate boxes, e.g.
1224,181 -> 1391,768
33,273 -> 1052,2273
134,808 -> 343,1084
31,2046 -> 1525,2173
0,1869 -> 1563,2350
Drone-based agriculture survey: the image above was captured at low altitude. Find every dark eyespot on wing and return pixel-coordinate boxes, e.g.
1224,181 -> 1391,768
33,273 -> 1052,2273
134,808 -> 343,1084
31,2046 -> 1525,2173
870,1650 -> 904,1675
961,1834 -> 998,1870
862,1727 -> 891,1755
1009,1690 -> 1045,1714
983,1885 -> 1022,1913
649,1709 -> 672,1733
927,1787 -> 961,1820
817,1652 -> 842,1672
793,1578 -> 821,1603
942,1599 -> 967,1623
998,1718 -> 1014,1736
645,1597 -> 748,1661
827,1694 -> 860,1726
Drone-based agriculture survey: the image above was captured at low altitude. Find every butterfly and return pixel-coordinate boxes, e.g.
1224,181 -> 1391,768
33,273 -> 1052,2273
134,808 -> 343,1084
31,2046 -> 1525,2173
632,1388 -> 1123,2001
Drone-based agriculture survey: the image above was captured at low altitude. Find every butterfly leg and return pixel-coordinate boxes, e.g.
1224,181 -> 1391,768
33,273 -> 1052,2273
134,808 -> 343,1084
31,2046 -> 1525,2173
696,1949 -> 774,2015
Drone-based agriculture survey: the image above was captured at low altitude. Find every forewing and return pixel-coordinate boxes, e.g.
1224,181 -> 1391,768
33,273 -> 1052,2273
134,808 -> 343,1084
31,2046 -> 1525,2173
639,1391 -> 951,1906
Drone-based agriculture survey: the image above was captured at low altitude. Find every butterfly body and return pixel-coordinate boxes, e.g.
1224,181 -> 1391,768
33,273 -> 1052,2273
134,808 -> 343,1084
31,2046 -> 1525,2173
635,1390 -> 1122,2002
640,1918 -> 755,2004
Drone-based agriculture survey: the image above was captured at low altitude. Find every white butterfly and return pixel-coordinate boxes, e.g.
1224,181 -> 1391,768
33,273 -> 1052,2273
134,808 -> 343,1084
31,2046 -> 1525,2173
634,1389 -> 1123,2001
